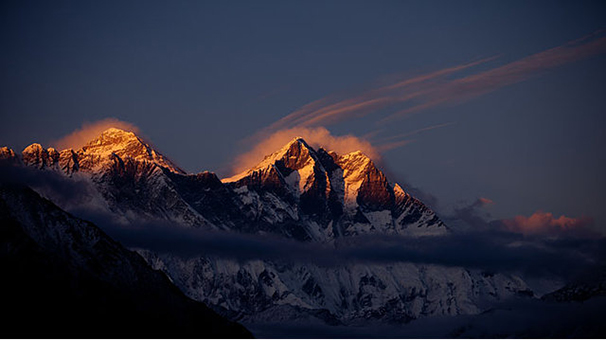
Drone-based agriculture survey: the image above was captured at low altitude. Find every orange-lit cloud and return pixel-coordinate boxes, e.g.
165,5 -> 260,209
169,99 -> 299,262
477,197 -> 494,206
51,118 -> 140,150
502,211 -> 593,235
230,127 -> 379,175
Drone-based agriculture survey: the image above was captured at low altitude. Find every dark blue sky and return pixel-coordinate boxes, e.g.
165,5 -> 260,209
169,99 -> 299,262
1,1 -> 605,232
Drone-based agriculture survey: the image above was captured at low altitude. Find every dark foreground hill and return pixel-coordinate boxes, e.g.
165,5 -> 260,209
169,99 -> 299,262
0,183 -> 252,338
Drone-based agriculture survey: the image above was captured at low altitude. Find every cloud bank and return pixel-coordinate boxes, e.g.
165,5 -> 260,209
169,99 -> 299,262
102,218 -> 605,281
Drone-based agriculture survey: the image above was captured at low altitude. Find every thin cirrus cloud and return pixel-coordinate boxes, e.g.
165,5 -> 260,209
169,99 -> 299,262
265,31 -> 606,132
265,57 -> 495,133
371,122 -> 456,152
381,31 -> 606,122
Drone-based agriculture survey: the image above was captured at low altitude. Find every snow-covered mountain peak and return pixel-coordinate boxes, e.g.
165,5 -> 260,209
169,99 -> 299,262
340,149 -> 372,163
102,126 -> 134,136
289,136 -> 307,145
337,150 -> 374,175
103,126 -> 134,135
261,137 -> 317,169
77,127 -> 184,173
332,150 -> 387,210
345,150 -> 365,157
21,143 -> 59,169
393,183 -> 407,197
83,127 -> 142,150
23,143 -> 44,153
220,137 -> 448,236
0,146 -> 17,161
336,150 -> 384,188
223,137 -> 321,183
224,139 -> 396,210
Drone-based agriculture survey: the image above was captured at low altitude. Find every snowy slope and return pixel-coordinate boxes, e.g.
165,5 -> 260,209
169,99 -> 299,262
140,252 -> 530,325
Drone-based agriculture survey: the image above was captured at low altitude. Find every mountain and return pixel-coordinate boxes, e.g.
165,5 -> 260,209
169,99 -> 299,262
222,137 -> 447,240
0,128 -> 532,328
19,128 -> 182,173
0,183 -> 251,338
4,130 -> 447,239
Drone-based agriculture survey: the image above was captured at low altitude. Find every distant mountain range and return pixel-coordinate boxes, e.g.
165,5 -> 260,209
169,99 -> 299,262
1,127 -> 548,335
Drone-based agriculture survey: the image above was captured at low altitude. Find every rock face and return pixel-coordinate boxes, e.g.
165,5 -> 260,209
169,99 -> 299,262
1,128 -> 531,327
0,184 -> 251,338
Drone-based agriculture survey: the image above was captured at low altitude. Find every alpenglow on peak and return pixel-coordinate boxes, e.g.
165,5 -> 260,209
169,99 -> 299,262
76,127 -> 184,173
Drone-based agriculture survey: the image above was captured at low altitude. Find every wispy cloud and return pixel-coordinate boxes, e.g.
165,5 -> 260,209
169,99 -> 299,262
265,31 -> 606,131
381,32 -> 606,122
375,139 -> 416,153
372,122 -> 456,152
104,214 -> 605,280
374,122 -> 456,142
265,57 -> 495,133
477,197 -> 494,206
